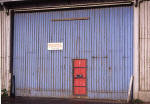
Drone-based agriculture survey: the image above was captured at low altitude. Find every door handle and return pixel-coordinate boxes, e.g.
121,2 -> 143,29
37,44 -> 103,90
75,74 -> 83,78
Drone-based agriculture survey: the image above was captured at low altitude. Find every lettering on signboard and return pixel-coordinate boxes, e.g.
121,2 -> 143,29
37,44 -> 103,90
48,43 -> 63,50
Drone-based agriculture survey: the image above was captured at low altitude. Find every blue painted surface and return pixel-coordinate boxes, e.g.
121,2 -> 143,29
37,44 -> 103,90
13,6 -> 133,99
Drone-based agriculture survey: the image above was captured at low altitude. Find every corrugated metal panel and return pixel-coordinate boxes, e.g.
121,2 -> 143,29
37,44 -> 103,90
0,11 -> 11,93
13,6 -> 133,100
139,1 -> 150,91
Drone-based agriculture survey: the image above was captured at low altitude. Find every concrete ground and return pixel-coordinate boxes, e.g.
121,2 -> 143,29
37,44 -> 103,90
1,97 -> 133,104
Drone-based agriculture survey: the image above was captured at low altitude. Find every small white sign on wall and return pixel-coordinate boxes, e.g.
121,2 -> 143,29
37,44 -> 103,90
48,42 -> 63,50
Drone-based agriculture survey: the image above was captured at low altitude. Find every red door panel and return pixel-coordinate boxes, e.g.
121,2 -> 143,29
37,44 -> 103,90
74,79 -> 86,86
74,87 -> 86,95
73,59 -> 87,96
74,68 -> 86,78
73,59 -> 87,67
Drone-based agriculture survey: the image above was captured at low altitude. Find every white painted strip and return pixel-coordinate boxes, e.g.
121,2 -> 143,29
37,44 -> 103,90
127,75 -> 133,102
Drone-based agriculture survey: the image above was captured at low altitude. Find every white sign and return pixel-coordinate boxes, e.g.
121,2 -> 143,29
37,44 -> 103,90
48,43 -> 63,50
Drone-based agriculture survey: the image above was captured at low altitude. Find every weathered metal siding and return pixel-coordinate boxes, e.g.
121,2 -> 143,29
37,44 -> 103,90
0,11 -> 11,94
13,6 -> 133,100
139,1 -> 150,91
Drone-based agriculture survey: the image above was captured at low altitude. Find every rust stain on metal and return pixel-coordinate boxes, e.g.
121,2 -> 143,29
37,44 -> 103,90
51,17 -> 89,21
92,56 -> 108,59
101,56 -> 108,58
108,67 -> 112,71
89,90 -> 127,93
92,56 -> 100,59
16,88 -> 72,92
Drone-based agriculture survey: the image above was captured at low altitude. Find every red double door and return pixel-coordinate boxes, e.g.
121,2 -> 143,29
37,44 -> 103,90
73,59 -> 87,96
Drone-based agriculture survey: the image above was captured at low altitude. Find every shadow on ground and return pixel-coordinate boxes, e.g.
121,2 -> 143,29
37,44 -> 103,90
2,97 -> 131,104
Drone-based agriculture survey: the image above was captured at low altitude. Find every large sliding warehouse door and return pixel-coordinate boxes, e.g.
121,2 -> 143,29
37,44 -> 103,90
13,5 -> 133,100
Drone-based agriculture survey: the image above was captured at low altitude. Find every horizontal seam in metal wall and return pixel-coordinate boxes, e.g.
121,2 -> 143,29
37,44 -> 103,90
13,1 -> 133,12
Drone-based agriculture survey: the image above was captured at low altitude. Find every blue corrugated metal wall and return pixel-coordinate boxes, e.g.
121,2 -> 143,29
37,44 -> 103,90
13,6 -> 133,100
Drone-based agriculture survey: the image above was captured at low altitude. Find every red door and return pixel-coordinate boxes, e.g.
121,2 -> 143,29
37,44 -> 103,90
73,59 -> 87,96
